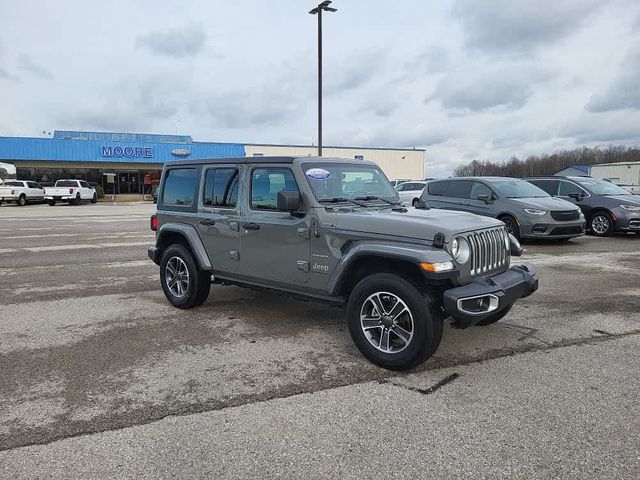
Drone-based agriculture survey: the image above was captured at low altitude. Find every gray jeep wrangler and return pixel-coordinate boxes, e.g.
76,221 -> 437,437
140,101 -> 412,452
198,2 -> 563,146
148,156 -> 538,370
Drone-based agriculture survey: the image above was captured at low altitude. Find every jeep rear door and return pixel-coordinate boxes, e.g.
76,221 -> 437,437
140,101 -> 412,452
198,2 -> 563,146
197,166 -> 241,272
239,166 -> 310,283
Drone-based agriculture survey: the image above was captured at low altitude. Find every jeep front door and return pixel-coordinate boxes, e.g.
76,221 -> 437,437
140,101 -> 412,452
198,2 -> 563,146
198,167 -> 241,272
240,166 -> 310,283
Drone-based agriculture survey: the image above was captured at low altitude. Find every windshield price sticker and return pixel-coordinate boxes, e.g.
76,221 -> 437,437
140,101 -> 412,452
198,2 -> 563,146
306,168 -> 331,180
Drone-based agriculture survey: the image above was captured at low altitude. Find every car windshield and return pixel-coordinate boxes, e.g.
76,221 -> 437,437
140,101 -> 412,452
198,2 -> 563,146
576,179 -> 631,195
55,180 -> 77,187
304,163 -> 398,203
491,180 -> 550,198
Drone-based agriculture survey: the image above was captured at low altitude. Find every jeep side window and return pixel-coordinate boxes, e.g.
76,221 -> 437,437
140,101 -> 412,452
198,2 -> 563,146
427,181 -> 448,196
250,167 -> 299,210
203,168 -> 238,207
162,168 -> 197,206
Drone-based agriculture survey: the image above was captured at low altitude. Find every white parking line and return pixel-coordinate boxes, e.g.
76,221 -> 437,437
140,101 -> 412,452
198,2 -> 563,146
22,242 -> 151,253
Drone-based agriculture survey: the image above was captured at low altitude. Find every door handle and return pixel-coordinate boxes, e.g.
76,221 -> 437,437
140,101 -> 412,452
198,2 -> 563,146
200,219 -> 216,226
242,222 -> 261,231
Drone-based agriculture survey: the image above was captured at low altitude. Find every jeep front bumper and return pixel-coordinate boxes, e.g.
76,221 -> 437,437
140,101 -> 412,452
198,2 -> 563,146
443,264 -> 538,328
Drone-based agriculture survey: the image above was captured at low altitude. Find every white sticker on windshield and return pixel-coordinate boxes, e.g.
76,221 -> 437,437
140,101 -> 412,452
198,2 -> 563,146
306,168 -> 331,180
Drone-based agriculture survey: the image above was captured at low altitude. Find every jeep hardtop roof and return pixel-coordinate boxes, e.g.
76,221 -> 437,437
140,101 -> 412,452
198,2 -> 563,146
165,156 -> 377,167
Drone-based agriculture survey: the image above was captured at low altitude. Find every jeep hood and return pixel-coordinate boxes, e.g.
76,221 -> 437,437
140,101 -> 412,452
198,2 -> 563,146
333,208 -> 502,241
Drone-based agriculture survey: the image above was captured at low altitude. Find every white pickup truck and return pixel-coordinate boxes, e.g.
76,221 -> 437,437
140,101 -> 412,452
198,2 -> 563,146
0,180 -> 46,206
44,179 -> 97,206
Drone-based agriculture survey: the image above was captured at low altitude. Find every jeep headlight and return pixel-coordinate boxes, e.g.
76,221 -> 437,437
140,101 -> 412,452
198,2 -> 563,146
451,236 -> 470,264
524,208 -> 547,216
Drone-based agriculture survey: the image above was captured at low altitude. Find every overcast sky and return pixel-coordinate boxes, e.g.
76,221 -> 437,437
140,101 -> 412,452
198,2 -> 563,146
1,0 -> 639,176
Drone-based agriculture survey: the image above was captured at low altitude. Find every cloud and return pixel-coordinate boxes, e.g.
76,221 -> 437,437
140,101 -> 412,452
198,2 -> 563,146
429,65 -> 555,112
136,24 -> 207,57
325,50 -> 384,95
560,111 -> 640,143
0,68 -> 19,82
586,46 -> 640,112
17,54 -> 53,79
452,0 -> 601,54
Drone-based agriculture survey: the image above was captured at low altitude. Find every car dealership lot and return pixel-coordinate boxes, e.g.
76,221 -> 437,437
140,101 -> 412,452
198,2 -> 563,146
1,203 -> 639,477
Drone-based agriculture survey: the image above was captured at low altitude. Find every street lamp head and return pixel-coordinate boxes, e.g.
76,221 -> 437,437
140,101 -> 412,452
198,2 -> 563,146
309,1 -> 337,14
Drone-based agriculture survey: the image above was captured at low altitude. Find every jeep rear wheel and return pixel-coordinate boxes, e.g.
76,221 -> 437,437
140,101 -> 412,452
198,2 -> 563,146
347,273 -> 443,371
160,244 -> 211,309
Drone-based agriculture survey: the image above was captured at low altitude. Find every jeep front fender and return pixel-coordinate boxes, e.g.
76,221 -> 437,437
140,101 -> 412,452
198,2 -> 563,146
326,242 -> 454,296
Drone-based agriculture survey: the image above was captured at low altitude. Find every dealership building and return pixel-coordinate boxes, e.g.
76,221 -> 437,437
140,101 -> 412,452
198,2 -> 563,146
0,131 -> 426,199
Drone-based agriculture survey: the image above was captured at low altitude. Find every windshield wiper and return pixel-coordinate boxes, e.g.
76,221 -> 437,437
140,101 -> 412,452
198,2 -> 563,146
319,197 -> 368,207
353,195 -> 402,206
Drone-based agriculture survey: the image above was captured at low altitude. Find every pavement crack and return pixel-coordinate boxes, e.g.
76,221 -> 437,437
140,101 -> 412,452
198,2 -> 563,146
386,373 -> 460,395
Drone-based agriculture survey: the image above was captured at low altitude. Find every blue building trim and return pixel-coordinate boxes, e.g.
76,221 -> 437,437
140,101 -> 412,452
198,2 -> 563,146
0,131 -> 245,164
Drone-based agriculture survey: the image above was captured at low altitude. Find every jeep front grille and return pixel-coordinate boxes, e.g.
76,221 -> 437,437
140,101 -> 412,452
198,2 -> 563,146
466,227 -> 509,276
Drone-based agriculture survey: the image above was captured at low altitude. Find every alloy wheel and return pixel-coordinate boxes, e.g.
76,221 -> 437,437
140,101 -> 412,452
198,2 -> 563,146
360,291 -> 414,354
165,256 -> 190,298
591,215 -> 610,235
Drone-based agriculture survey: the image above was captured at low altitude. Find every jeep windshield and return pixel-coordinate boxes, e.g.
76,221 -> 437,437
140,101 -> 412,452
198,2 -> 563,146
303,163 -> 399,205
490,179 -> 550,198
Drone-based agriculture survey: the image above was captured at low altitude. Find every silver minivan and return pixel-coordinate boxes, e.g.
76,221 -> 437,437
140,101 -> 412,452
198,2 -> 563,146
419,177 -> 586,240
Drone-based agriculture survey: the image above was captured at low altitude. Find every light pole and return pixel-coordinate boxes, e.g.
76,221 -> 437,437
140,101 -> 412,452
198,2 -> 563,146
309,1 -> 337,156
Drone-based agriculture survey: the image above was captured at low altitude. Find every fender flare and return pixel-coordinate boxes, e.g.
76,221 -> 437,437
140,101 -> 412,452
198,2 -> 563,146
155,222 -> 212,271
327,241 -> 454,296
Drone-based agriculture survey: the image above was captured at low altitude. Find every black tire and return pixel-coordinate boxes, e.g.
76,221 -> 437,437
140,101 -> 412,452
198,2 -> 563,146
91,193 -> 98,203
48,200 -> 56,206
412,198 -> 420,207
475,304 -> 513,326
17,194 -> 27,206
589,211 -> 614,237
160,244 -> 211,309
346,273 -> 443,371
499,214 -> 520,240
0,200 -> 3,206
73,193 -> 81,205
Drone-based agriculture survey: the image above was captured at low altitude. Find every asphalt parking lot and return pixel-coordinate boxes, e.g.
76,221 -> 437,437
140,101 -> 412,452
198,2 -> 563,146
1,203 -> 639,478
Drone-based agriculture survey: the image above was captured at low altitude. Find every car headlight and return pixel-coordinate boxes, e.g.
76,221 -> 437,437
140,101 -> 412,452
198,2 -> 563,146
524,208 -> 548,216
619,204 -> 640,211
451,236 -> 470,264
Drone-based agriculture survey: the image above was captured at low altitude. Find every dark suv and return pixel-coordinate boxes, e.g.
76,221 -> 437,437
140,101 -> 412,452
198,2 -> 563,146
148,156 -> 538,370
526,176 -> 640,236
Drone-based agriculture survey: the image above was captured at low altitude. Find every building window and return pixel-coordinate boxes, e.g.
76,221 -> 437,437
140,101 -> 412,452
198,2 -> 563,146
354,155 -> 364,160
253,153 -> 264,157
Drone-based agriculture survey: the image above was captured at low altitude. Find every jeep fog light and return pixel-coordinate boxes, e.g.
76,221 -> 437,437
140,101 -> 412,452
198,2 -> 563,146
420,261 -> 454,273
452,236 -> 470,264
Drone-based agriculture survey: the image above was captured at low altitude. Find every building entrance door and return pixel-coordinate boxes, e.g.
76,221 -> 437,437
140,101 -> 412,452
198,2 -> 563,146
118,172 -> 141,194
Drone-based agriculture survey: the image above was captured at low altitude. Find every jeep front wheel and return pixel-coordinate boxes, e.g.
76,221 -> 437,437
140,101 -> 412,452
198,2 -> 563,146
160,244 -> 211,309
347,273 -> 443,371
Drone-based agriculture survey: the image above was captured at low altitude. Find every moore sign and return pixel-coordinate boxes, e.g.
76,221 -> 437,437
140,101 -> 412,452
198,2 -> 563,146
101,146 -> 153,158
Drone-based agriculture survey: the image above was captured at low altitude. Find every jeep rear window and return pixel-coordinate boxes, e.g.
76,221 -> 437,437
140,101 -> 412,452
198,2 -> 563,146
162,169 -> 197,206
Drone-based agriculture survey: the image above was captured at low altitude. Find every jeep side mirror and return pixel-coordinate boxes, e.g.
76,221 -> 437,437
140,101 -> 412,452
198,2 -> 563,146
477,194 -> 490,204
277,190 -> 302,213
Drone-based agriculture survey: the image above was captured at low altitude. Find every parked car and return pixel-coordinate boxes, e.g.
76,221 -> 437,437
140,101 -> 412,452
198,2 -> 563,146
525,176 -> 640,236
0,180 -> 46,206
419,177 -> 585,240
390,179 -> 411,188
148,156 -> 538,370
44,179 -> 97,206
395,181 -> 428,207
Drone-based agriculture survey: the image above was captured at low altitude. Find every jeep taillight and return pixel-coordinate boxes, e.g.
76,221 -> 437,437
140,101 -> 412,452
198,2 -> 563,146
69,188 -> 74,194
150,214 -> 158,231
